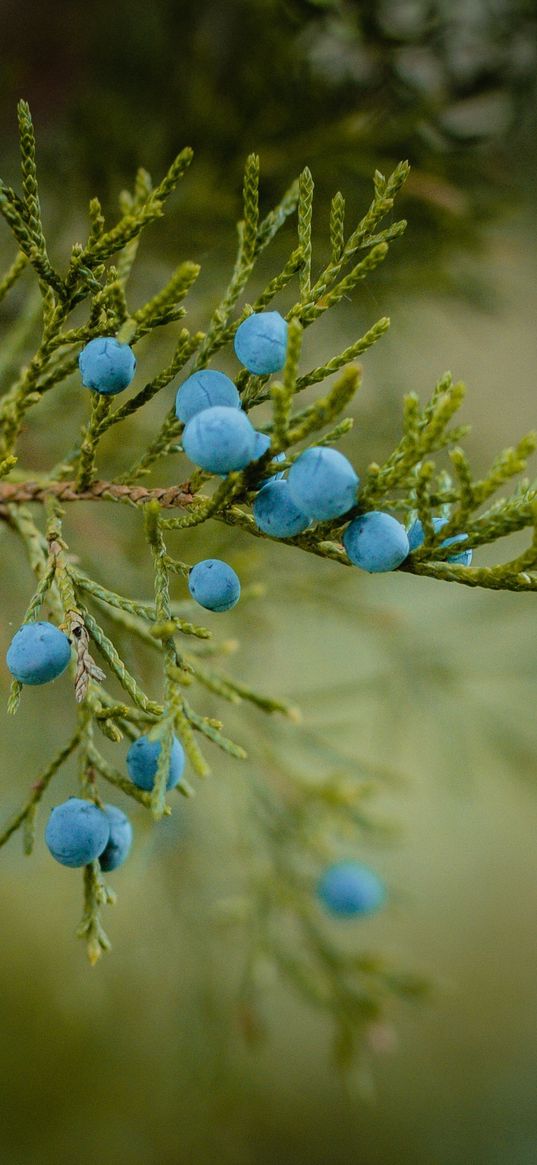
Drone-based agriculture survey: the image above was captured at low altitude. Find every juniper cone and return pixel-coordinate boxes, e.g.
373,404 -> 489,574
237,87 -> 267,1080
45,798 -> 110,868
188,559 -> 241,612
175,369 -> 240,423
234,310 -> 288,374
6,622 -> 72,685
127,735 -> 186,791
99,805 -> 133,872
79,337 -> 136,395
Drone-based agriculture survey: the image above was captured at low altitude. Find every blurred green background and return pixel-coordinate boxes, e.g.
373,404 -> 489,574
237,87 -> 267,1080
0,2 -> 536,1163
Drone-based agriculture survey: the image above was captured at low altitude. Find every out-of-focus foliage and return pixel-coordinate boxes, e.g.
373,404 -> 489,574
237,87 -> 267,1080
0,0 -> 535,291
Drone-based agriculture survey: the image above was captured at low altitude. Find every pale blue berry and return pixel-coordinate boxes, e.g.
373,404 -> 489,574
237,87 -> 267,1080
79,337 -> 136,395
408,515 -> 472,565
45,798 -> 110,869
234,311 -> 288,374
175,369 -> 240,424
252,479 -> 310,538
99,805 -> 133,872
6,621 -> 71,685
182,405 -> 257,473
317,861 -> 386,917
188,559 -> 240,612
127,735 -> 185,792
343,511 -> 410,572
288,446 -> 359,522
252,432 -> 286,486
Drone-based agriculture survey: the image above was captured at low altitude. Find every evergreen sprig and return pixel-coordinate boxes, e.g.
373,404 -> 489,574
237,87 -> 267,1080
0,104 -> 533,1074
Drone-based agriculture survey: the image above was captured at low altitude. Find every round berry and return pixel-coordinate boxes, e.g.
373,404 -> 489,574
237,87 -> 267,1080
441,534 -> 472,566
182,405 -> 257,474
127,734 -> 185,792
252,432 -> 286,486
343,511 -> 409,572
317,861 -> 386,918
408,516 -> 472,565
99,805 -> 133,872
287,446 -> 359,522
6,621 -> 71,686
79,337 -> 136,395
188,559 -> 240,612
45,797 -> 110,869
234,311 -> 288,375
175,369 -> 240,424
252,479 -> 310,539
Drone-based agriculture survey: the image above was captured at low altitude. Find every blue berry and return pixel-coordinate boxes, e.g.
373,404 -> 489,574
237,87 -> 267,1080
234,311 -> 288,375
408,516 -> 472,565
343,511 -> 410,572
182,405 -> 257,473
79,337 -> 136,395
188,559 -> 240,612
441,534 -> 472,566
45,797 -> 110,868
99,805 -> 133,872
252,432 -> 286,486
6,621 -> 71,685
175,369 -> 240,424
252,479 -> 310,538
288,446 -> 359,522
317,861 -> 386,918
127,734 -> 185,792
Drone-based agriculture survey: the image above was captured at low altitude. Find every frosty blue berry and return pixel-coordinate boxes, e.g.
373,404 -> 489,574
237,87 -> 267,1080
253,479 -> 310,538
127,734 -> 185,792
343,511 -> 410,572
317,861 -> 386,917
188,559 -> 240,612
287,447 -> 359,522
252,431 -> 286,486
99,805 -> 133,872
6,621 -> 71,685
175,369 -> 240,424
45,798 -> 110,868
408,516 -> 472,566
234,311 -> 288,374
182,405 -> 257,473
78,337 -> 136,395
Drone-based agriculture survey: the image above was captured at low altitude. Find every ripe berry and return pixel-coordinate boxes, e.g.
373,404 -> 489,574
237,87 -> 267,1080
407,516 -> 472,565
287,446 -> 359,522
252,432 -> 286,486
99,805 -> 133,872
252,479 -> 310,538
127,734 -> 185,792
343,511 -> 410,572
182,405 -> 257,473
234,311 -> 288,374
317,861 -> 386,917
45,797 -> 110,868
175,369 -> 240,424
78,337 -> 136,395
188,559 -> 240,612
6,621 -> 71,685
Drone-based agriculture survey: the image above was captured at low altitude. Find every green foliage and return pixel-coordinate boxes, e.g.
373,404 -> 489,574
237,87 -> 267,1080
0,103 -> 534,1088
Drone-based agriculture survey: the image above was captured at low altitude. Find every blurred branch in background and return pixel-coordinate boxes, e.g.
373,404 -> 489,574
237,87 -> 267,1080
0,0 -> 535,295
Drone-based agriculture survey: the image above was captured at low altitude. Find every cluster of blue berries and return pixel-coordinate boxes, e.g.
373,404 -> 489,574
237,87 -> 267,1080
5,619 -> 188,872
76,315 -> 472,578
44,734 -> 184,871
10,315 -> 471,881
45,798 -> 132,871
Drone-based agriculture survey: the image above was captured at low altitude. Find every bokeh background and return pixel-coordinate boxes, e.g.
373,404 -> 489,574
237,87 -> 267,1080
0,2 -> 536,1162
